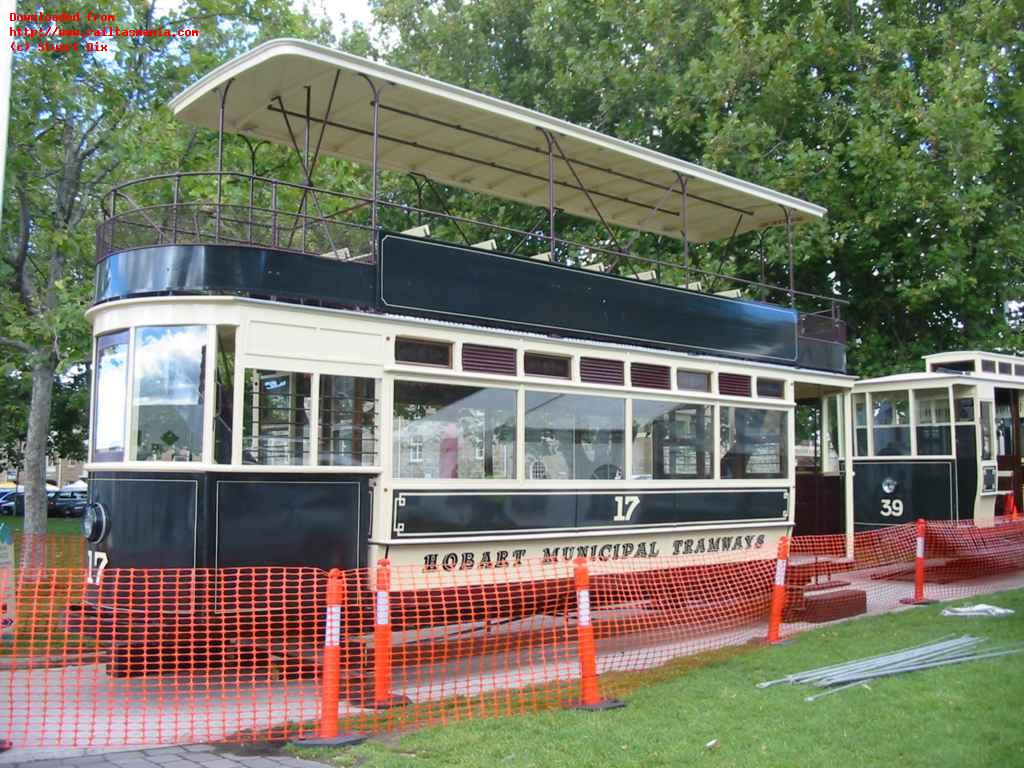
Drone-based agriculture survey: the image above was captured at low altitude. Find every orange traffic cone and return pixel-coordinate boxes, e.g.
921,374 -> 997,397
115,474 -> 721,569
1006,493 -> 1021,521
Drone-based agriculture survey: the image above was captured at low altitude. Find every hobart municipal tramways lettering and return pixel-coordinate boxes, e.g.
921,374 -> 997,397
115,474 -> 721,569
421,533 -> 767,571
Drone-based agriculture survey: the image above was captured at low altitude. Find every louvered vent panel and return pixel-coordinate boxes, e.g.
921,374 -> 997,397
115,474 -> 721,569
719,373 -> 752,397
630,363 -> 671,390
462,344 -> 517,375
580,357 -> 624,385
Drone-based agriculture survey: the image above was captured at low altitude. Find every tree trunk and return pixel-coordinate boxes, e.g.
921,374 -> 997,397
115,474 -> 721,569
21,356 -> 56,571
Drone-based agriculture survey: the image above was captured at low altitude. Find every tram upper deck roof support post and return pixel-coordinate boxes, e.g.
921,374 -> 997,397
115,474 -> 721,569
215,79 -> 233,244
783,206 -> 794,307
541,128 -> 557,260
675,172 -> 689,268
358,73 -> 383,262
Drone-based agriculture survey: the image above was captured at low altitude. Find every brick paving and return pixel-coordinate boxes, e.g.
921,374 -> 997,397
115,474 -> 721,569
0,745 -> 330,767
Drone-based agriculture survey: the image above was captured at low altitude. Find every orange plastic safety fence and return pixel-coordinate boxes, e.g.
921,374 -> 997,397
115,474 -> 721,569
779,519 -> 1024,639
2,568 -> 324,746
2,521 -> 1024,749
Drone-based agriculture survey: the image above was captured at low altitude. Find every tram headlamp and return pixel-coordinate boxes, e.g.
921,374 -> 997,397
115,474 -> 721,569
881,477 -> 898,495
81,502 -> 109,543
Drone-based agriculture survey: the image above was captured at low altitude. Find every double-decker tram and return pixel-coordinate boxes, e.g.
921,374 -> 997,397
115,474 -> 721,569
851,351 -> 1024,531
76,39 -> 856,640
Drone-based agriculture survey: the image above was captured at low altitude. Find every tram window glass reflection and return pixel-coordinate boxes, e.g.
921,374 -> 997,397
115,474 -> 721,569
632,400 -> 713,479
980,401 -> 994,461
320,376 -> 378,466
133,325 -> 206,461
995,391 -> 1015,458
915,388 -> 952,455
853,393 -> 868,457
214,326 -> 235,464
93,331 -> 129,461
393,381 -> 516,479
955,397 -> 975,423
242,370 -> 312,465
525,392 -> 625,480
677,369 -> 711,392
757,378 -> 785,399
720,407 -> 789,479
871,390 -> 910,456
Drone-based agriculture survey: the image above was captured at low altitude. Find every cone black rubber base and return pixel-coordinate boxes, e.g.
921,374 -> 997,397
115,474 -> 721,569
290,733 -> 367,748
899,598 -> 937,605
574,699 -> 626,711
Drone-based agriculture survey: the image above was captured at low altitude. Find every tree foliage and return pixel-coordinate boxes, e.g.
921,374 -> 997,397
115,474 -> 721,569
372,0 -> 1024,375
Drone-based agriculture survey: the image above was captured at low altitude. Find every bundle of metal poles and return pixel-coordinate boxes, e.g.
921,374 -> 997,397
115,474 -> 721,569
757,635 -> 1024,702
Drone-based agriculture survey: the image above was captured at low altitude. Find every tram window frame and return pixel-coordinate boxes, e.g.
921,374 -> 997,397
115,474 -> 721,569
131,325 -> 208,463
525,390 -> 626,481
631,398 -> 714,480
92,330 -> 130,462
242,369 -> 313,466
719,406 -> 789,480
981,360 -> 996,373
319,375 -> 380,467
979,400 -> 995,461
392,379 -> 517,480
756,378 -> 785,399
853,393 -> 868,457
914,387 -> 953,456
676,369 -> 711,393
395,337 -> 452,368
870,389 -> 911,457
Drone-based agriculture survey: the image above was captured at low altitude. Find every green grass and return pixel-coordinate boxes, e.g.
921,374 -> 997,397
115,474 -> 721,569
1,516 -> 82,536
292,588 -> 1024,768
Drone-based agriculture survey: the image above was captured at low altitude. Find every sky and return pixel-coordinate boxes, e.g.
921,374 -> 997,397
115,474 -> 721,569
298,0 -> 376,37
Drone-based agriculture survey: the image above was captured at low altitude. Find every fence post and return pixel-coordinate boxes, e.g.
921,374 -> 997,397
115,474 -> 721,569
573,557 -> 624,711
766,536 -> 790,644
372,559 -> 409,709
290,569 -> 366,747
900,519 -> 936,606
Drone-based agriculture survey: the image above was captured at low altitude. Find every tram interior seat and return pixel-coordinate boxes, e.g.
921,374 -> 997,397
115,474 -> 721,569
715,288 -> 744,299
401,224 -> 431,238
583,262 -> 609,272
682,280 -> 703,292
531,251 -> 552,262
636,270 -> 657,281
472,239 -> 497,250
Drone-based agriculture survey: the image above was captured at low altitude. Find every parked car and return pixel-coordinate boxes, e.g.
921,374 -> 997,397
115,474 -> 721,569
1,492 -> 22,516
48,490 -> 88,518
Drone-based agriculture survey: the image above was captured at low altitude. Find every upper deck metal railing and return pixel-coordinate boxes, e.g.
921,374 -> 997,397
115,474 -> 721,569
96,171 -> 847,343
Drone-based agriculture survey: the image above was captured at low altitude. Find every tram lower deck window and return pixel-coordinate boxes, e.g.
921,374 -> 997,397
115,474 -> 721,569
393,380 -> 516,479
93,331 -> 129,461
916,388 -> 952,455
632,400 -> 713,479
133,325 -> 206,462
242,370 -> 312,465
320,376 -> 378,466
871,390 -> 910,456
525,391 -> 625,480
720,407 -> 788,479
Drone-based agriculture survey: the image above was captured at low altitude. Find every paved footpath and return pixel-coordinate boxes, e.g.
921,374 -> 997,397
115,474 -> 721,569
0,745 -> 329,767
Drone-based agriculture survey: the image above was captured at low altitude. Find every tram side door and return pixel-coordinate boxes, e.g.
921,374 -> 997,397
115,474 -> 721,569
995,388 -> 1022,514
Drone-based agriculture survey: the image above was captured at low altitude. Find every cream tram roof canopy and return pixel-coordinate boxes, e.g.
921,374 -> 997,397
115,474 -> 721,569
170,38 -> 826,243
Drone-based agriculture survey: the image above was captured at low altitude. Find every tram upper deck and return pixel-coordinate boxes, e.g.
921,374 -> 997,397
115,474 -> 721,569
94,38 -> 846,375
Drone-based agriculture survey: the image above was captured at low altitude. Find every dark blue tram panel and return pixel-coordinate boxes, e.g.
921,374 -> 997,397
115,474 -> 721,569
394,489 -> 789,536
88,472 -> 373,570
852,460 -> 961,530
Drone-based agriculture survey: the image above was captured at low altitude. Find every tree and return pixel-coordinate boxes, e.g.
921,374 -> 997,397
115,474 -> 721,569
0,0 -> 345,543
372,0 -> 1024,375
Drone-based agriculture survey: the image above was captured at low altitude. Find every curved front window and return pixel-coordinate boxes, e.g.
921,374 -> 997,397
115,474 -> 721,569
133,325 -> 207,461
93,331 -> 129,461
